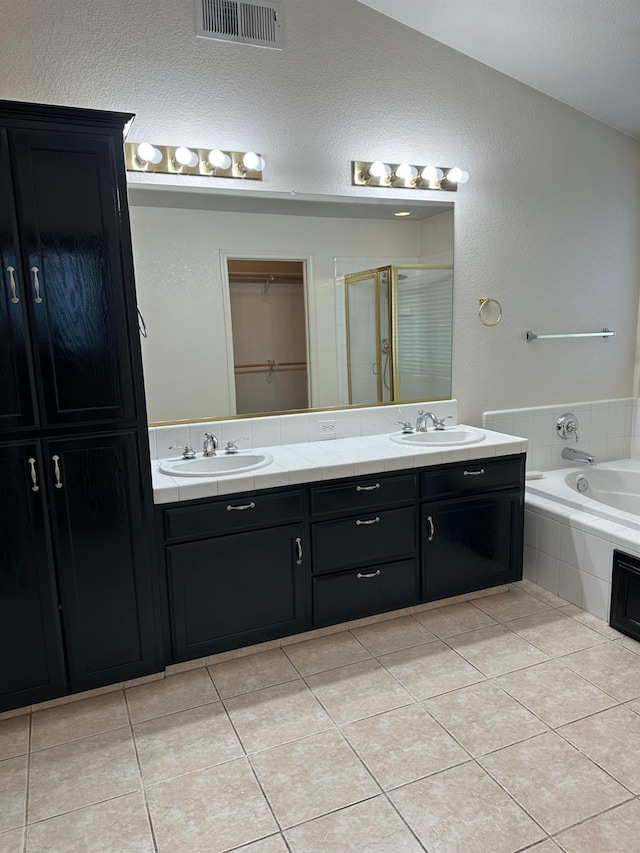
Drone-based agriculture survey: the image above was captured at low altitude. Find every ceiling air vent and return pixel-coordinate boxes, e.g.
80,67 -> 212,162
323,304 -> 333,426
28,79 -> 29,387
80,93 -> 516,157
196,0 -> 283,49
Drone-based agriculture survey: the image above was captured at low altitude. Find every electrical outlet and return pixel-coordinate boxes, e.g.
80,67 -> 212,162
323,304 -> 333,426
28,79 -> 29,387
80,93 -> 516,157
317,420 -> 337,434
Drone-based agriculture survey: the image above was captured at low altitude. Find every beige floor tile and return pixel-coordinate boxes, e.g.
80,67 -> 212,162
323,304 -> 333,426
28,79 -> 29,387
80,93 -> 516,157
350,615 -> 436,656
305,658 -> 413,725
208,648 -> 299,698
250,729 -> 378,828
555,799 -> 640,852
31,691 -> 129,751
378,640 -> 485,700
424,681 -> 547,756
616,634 -> 640,654
282,632 -> 370,676
513,579 -> 568,607
480,731 -> 628,834
147,757 -> 277,853
234,835 -> 289,853
558,604 -> 625,639
0,756 -> 27,834
0,828 -> 24,853
471,587 -> 551,622
0,715 -> 29,761
496,660 -> 617,728
505,609 -> 606,657
25,791 -> 153,853
28,728 -> 140,823
558,705 -> 640,793
390,760 -> 544,852
224,680 -> 333,753
445,624 -> 549,677
342,703 -> 468,790
560,642 -> 640,701
526,842 -> 562,852
413,601 -> 497,638
285,795 -> 424,852
125,668 -> 219,723
134,701 -> 243,785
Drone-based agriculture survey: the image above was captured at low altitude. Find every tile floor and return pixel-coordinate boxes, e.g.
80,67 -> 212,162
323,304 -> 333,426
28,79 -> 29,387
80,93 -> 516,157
2,580 -> 640,852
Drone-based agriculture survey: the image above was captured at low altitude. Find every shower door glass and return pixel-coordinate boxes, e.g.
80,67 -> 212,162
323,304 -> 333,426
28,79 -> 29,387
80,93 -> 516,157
345,271 -> 382,405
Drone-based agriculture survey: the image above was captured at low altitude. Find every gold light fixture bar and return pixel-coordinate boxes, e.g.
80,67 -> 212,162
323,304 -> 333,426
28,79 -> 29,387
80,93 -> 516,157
352,160 -> 469,192
124,143 -> 264,181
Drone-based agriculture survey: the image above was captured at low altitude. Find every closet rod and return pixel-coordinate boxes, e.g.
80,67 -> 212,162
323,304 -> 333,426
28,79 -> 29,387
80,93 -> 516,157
234,361 -> 307,369
525,328 -> 616,342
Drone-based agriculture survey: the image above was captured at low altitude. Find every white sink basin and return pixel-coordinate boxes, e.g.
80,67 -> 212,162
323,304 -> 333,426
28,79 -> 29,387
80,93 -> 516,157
160,453 -> 273,478
390,426 -> 485,447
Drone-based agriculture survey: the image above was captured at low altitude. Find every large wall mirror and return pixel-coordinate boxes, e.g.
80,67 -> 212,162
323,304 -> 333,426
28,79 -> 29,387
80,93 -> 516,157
127,189 -> 454,424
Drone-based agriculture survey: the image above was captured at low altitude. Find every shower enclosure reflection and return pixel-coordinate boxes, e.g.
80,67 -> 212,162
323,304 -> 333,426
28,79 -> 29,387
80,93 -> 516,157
342,265 -> 453,405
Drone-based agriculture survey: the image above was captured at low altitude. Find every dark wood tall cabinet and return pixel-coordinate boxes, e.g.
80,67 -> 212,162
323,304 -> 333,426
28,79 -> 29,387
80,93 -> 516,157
0,101 -> 161,712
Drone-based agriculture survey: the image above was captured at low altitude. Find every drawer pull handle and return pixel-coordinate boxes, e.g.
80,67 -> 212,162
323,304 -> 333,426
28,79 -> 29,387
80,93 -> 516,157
463,469 -> 485,476
356,516 -> 380,526
226,501 -> 256,511
51,455 -> 63,489
28,457 -> 40,492
427,515 -> 435,541
7,266 -> 19,303
31,266 -> 43,303
356,483 -> 380,492
357,570 -> 381,579
295,537 -> 303,565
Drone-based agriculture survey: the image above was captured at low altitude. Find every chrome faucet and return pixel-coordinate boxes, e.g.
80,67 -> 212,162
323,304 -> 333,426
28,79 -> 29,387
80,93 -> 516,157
416,410 -> 454,431
169,444 -> 196,460
203,433 -> 218,457
224,438 -> 249,454
562,447 -> 597,466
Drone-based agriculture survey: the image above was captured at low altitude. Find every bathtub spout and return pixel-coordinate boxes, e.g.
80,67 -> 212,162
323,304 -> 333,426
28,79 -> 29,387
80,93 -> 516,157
562,447 -> 598,466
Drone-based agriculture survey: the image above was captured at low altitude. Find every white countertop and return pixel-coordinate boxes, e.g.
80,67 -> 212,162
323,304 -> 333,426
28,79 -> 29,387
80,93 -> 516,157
151,427 -> 528,504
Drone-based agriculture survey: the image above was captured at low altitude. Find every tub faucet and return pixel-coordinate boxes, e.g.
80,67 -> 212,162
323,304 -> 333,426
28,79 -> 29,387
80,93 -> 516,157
203,433 -> 218,457
562,447 -> 597,466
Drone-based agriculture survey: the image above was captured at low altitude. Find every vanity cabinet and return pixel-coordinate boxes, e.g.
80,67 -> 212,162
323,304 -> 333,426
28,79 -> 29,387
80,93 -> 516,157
163,491 -> 307,661
421,457 -> 525,600
0,101 -> 161,712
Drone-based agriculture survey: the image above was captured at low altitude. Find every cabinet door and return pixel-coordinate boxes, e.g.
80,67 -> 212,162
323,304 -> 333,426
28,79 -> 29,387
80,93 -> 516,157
0,130 -> 38,432
423,490 -> 523,601
44,431 -> 160,690
0,441 -> 66,711
167,524 -> 307,661
9,128 -> 136,428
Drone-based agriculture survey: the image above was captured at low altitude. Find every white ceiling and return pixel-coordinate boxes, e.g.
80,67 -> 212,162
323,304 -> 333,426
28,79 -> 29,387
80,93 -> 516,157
357,0 -> 640,139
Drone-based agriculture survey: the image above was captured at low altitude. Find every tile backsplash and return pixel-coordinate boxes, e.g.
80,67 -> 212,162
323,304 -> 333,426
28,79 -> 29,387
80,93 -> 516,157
483,398 -> 638,472
149,399 -> 458,460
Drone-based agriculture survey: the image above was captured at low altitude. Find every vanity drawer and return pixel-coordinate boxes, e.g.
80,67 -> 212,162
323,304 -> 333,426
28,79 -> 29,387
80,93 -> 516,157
312,506 -> 415,575
314,559 -> 419,627
421,456 -> 523,501
310,474 -> 415,517
163,490 -> 304,542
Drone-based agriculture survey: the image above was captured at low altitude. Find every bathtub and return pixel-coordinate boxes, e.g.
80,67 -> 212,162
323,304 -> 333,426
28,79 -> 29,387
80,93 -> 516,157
523,458 -> 640,621
526,459 -> 640,532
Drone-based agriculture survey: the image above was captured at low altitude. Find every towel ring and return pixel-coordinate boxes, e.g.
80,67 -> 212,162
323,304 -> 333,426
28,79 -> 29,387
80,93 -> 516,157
478,297 -> 502,327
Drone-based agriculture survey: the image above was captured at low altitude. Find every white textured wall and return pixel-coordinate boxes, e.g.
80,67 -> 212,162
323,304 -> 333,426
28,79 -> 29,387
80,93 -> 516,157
1,0 -> 639,424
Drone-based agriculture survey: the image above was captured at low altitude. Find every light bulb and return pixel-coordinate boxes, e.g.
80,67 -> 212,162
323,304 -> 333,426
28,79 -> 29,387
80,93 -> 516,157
421,165 -> 443,182
136,142 -> 162,165
367,161 -> 391,179
174,147 -> 199,168
446,167 -> 463,183
457,169 -> 470,184
395,163 -> 418,181
242,152 -> 265,172
207,149 -> 231,170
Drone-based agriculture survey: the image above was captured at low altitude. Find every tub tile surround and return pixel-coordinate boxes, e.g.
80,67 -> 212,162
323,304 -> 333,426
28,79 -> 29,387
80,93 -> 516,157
484,398 -> 640,622
149,400 -> 528,503
3,582 -> 640,852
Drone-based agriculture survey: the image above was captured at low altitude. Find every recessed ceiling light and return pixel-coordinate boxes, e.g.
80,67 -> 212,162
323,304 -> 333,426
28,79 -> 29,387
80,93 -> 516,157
394,211 -> 411,217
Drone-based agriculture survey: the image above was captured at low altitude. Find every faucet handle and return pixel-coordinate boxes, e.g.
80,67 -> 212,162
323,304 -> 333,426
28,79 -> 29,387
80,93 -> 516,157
169,444 -> 196,459
557,413 -> 579,442
225,438 -> 249,454
394,421 -> 413,434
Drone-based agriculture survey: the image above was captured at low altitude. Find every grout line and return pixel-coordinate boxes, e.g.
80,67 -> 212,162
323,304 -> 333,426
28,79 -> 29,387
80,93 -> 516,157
22,712 -> 32,853
124,689 -> 158,853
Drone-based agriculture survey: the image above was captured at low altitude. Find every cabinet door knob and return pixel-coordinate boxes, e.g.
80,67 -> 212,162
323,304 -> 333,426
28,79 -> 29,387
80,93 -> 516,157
31,266 -> 43,303
28,457 -> 40,492
6,266 -> 20,303
226,501 -> 256,511
355,516 -> 380,526
295,537 -> 303,565
463,469 -> 485,476
427,515 -> 435,541
356,483 -> 380,492
51,455 -> 63,489
357,569 -> 381,579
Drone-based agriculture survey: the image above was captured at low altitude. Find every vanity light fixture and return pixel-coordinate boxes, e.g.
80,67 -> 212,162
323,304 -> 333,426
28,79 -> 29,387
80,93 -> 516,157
124,143 -> 265,181
352,160 -> 469,192
394,211 -> 411,217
